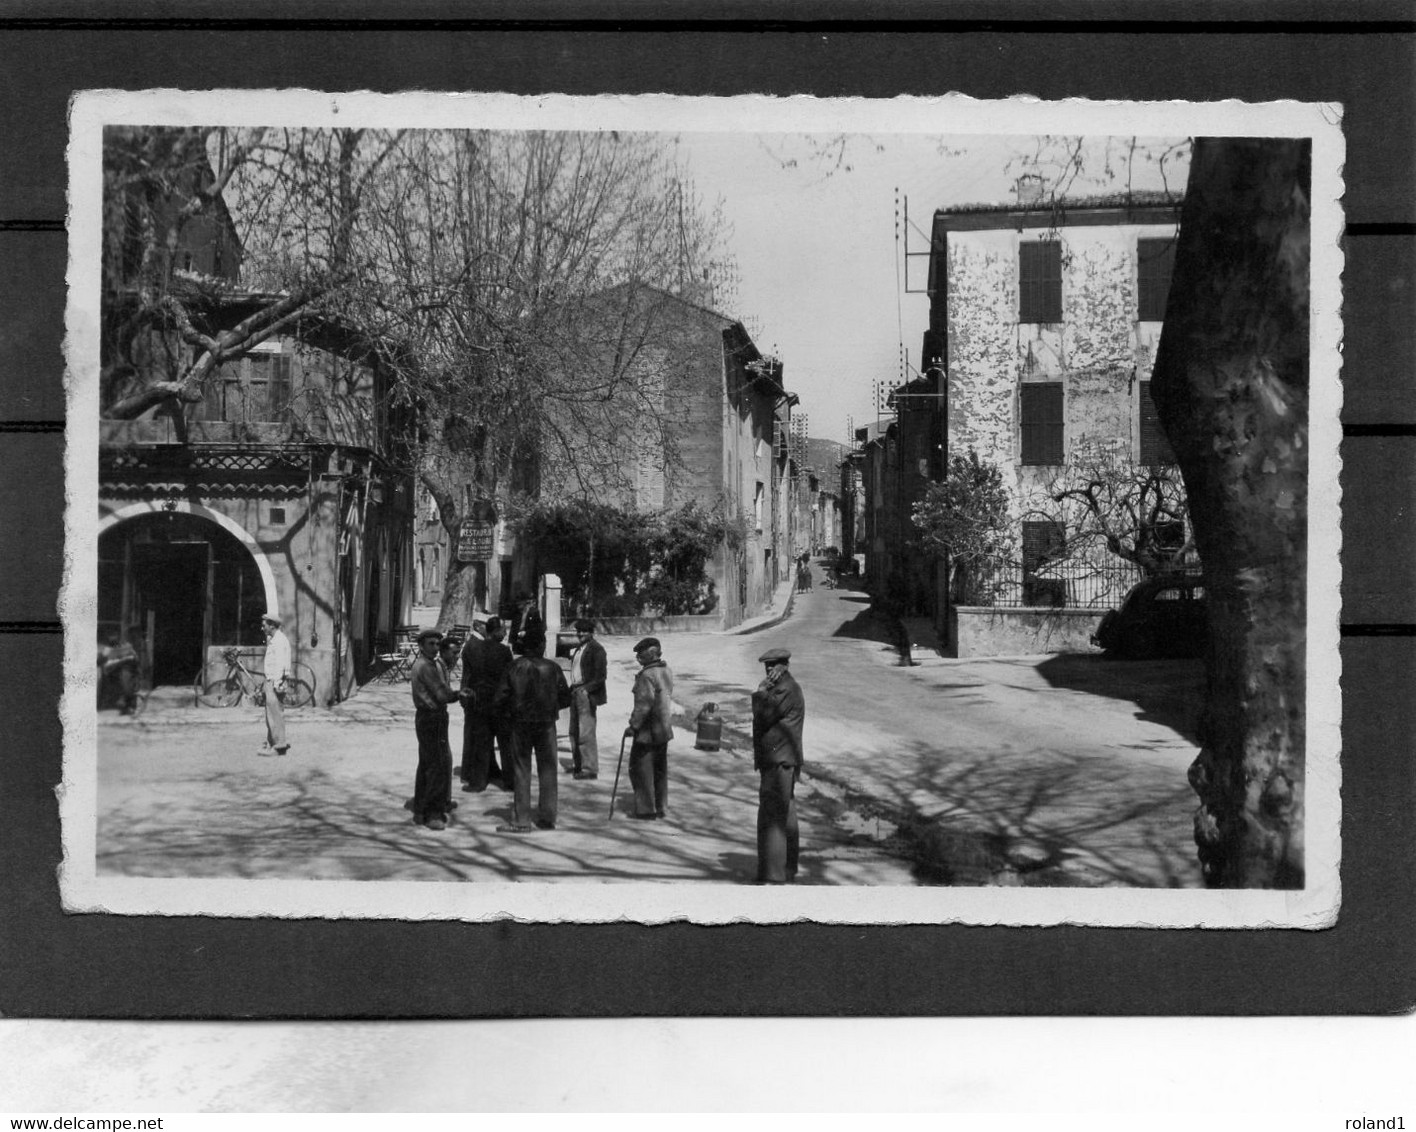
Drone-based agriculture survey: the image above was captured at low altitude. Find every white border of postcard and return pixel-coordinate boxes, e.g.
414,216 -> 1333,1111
60,90 -> 1344,926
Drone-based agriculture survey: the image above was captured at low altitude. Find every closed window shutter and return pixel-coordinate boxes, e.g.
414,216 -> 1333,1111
1022,520 -> 1065,575
1139,381 -> 1176,465
1020,382 -> 1064,465
1019,240 -> 1062,323
1137,238 -> 1176,322
270,355 -> 292,421
199,363 -> 225,421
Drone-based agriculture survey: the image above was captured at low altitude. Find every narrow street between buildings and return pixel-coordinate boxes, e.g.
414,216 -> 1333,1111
96,567 -> 1204,888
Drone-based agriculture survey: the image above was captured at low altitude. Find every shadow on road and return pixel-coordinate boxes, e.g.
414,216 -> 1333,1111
829,606 -> 896,647
1034,654 -> 1205,745
806,734 -> 1199,888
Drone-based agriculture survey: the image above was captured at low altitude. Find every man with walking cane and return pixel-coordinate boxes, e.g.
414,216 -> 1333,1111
752,646 -> 805,883
622,637 -> 674,821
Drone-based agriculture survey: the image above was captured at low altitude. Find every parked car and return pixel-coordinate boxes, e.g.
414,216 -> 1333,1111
1092,575 -> 1207,659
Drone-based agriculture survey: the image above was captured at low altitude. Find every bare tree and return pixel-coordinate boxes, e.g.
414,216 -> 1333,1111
101,125 -> 401,424
1024,439 -> 1193,577
241,129 -> 739,627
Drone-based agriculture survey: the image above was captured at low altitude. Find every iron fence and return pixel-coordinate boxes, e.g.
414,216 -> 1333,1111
956,557 -> 1146,610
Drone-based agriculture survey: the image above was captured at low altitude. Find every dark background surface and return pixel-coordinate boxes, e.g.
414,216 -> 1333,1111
1,8 -> 1412,1018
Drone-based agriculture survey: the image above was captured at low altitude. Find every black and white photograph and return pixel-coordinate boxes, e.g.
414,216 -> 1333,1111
60,91 -> 1342,928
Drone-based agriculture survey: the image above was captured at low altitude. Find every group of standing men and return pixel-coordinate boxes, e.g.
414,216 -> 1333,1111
403,608 -> 806,885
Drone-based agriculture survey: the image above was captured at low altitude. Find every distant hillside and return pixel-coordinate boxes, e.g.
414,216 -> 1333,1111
805,438 -> 849,475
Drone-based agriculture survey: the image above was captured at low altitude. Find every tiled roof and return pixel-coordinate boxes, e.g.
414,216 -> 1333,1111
937,189 -> 1181,218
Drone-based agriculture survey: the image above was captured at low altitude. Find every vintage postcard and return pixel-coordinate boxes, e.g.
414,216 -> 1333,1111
60,90 -> 1343,926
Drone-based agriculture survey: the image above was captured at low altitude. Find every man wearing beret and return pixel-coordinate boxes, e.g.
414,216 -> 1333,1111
409,628 -> 469,831
624,637 -> 674,820
751,646 -> 806,883
493,629 -> 571,832
568,618 -> 608,779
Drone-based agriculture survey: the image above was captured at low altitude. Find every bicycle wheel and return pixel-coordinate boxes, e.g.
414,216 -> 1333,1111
278,661 -> 317,708
195,672 -> 242,708
277,679 -> 315,709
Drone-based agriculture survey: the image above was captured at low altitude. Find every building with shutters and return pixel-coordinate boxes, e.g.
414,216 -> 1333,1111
896,187 -> 1191,651
97,162 -> 414,703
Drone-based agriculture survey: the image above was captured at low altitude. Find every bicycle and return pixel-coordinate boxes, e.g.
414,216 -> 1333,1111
194,646 -> 316,709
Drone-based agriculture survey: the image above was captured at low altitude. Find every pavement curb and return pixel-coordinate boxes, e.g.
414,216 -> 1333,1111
720,581 -> 797,636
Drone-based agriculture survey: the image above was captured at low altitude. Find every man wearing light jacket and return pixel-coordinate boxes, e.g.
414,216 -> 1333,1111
257,612 -> 292,757
624,637 -> 674,820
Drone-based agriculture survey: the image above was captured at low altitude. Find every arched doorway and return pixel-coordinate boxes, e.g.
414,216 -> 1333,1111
98,510 -> 268,685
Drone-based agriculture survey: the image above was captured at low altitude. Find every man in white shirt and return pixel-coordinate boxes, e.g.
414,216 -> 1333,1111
568,618 -> 607,779
258,612 -> 292,756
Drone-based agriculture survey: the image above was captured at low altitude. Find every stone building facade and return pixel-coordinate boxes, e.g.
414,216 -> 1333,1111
415,285 -> 800,629
849,190 -> 1187,651
925,191 -> 1186,616
551,286 -> 797,628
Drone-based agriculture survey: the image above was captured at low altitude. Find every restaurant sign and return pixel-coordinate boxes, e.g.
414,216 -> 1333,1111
456,520 -> 495,562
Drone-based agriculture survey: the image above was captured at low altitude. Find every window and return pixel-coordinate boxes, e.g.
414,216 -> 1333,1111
1020,382 -> 1064,465
1019,240 -> 1062,323
1138,381 -> 1176,465
1022,520 -> 1066,607
753,481 -> 765,532
200,363 -> 240,423
246,354 -> 293,422
198,353 -> 292,423
1137,238 -> 1176,322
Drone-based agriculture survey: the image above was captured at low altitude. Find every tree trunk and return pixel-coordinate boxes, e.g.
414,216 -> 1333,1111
438,557 -> 480,631
1151,137 -> 1310,888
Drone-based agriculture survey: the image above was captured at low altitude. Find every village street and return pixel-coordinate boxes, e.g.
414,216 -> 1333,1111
95,569 -> 1205,888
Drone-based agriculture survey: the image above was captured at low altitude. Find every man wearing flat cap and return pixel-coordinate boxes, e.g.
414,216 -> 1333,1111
624,637 -> 674,819
257,612 -> 292,756
568,618 -> 607,779
751,646 -> 806,883
409,628 -> 469,831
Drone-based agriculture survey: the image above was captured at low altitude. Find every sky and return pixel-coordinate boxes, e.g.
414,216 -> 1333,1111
674,133 -> 1190,443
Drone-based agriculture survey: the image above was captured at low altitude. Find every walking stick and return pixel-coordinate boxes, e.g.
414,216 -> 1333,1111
609,731 -> 630,819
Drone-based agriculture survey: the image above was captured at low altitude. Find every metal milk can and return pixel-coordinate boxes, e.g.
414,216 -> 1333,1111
694,702 -> 723,751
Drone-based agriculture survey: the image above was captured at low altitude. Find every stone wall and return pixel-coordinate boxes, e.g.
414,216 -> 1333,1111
594,613 -> 725,636
948,605 -> 1103,658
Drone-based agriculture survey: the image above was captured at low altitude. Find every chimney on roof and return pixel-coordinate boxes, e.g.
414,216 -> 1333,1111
1014,174 -> 1046,208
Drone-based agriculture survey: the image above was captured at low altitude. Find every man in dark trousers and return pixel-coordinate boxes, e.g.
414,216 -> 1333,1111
409,628 -> 469,832
493,630 -> 571,832
511,590 -> 544,656
751,646 -> 806,883
568,617 -> 608,779
459,616 -> 514,792
624,637 -> 674,820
